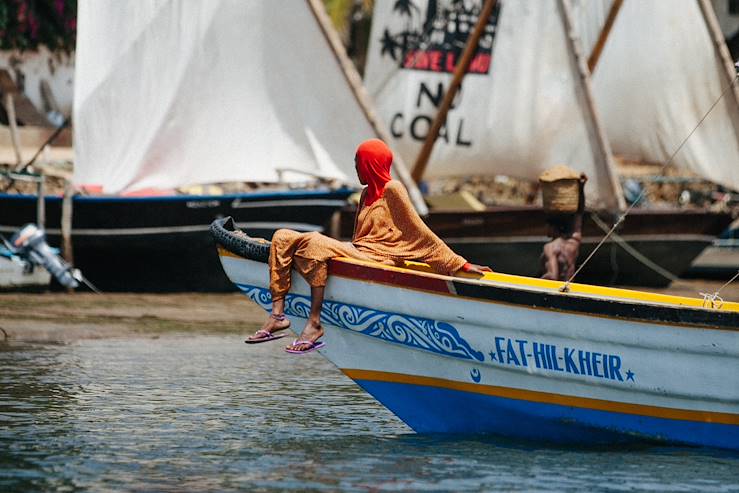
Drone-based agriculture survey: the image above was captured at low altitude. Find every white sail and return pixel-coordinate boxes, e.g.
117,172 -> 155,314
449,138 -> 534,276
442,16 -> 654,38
364,0 -> 621,209
574,0 -> 739,192
73,0 -> 374,193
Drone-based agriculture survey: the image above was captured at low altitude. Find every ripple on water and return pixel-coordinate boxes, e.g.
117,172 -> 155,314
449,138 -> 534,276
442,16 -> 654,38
1,335 -> 738,492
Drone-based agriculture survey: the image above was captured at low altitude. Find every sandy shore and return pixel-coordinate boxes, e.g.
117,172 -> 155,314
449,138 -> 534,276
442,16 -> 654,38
0,292 -> 265,343
1,279 -> 737,343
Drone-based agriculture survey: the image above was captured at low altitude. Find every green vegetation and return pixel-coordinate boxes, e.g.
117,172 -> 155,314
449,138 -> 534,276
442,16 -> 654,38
0,1 -> 366,58
324,0 -> 373,39
323,0 -> 374,73
0,0 -> 76,52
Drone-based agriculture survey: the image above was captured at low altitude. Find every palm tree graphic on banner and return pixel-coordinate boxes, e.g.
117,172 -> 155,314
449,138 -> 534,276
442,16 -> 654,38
379,0 -> 501,75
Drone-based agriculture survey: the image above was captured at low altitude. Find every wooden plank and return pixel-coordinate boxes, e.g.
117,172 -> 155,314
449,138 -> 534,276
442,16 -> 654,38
61,179 -> 75,285
4,94 -> 23,166
36,175 -> 45,229
0,69 -> 51,127
696,0 -> 739,109
587,0 -> 623,73
0,70 -> 18,95
0,126 -> 73,147
559,0 -> 626,211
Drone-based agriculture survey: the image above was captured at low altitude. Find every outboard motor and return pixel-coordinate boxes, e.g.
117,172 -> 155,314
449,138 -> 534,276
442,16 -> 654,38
10,224 -> 80,289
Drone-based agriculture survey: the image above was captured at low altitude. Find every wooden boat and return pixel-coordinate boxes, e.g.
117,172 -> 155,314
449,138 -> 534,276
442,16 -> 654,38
0,0 -> 424,292
0,188 -> 352,291
689,219 -> 739,279
212,217 -> 739,450
337,205 -> 733,286
358,0 -> 739,286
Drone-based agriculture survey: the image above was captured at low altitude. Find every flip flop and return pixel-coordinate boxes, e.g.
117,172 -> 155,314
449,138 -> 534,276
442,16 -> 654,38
245,328 -> 288,344
285,339 -> 325,354
245,313 -> 290,344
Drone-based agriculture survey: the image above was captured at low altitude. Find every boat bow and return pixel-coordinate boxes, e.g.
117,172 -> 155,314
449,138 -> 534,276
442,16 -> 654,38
212,217 -> 739,450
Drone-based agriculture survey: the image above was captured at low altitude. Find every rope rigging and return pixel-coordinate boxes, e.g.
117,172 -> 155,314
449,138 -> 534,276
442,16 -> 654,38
560,70 -> 739,298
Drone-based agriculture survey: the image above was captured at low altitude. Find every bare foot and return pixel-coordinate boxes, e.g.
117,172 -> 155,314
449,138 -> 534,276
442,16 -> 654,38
287,319 -> 324,352
246,313 -> 290,342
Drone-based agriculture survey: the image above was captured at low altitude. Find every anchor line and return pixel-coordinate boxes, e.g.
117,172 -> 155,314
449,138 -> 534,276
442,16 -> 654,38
79,273 -> 102,294
561,72 -> 739,293
700,269 -> 739,309
715,269 -> 739,297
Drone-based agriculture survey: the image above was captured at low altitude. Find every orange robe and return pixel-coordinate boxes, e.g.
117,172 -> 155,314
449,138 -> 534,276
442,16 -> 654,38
269,180 -> 466,300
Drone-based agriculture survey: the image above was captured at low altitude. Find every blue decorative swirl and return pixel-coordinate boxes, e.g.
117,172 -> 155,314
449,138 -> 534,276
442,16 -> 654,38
237,283 -> 484,362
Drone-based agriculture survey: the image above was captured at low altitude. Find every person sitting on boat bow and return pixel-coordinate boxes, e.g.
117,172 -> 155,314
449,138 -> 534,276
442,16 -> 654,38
247,138 -> 491,353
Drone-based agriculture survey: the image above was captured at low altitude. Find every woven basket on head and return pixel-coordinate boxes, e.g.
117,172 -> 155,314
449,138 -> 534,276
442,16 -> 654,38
539,165 -> 583,213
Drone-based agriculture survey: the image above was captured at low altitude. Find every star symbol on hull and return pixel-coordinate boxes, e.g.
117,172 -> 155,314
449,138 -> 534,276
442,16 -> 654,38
489,351 -> 498,362
626,369 -> 635,382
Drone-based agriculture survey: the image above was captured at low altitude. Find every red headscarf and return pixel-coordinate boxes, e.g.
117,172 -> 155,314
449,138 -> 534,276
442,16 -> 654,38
355,139 -> 393,207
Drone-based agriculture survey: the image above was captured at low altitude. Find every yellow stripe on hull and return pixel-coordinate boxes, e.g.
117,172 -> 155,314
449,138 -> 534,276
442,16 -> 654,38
217,247 -> 739,313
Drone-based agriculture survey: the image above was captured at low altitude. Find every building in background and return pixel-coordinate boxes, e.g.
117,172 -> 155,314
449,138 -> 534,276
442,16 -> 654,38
0,0 -> 76,123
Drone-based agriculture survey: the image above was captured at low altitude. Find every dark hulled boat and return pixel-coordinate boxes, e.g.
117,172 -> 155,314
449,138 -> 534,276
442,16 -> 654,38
337,206 -> 733,286
0,188 -> 351,291
49,0 -> 422,292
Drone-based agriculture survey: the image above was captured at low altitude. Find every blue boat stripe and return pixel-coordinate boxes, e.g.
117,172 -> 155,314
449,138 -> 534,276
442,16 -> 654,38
354,379 -> 739,450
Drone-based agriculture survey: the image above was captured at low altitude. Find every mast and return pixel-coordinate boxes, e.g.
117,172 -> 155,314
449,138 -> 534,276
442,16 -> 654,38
411,0 -> 498,183
306,0 -> 428,215
587,0 -> 623,73
696,0 -> 739,109
558,0 -> 626,211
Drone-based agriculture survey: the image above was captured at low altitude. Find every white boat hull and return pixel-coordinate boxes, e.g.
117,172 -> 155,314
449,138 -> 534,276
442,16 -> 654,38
218,248 -> 739,450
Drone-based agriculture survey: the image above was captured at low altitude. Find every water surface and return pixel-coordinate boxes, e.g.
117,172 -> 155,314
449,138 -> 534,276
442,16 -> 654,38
1,335 -> 737,492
